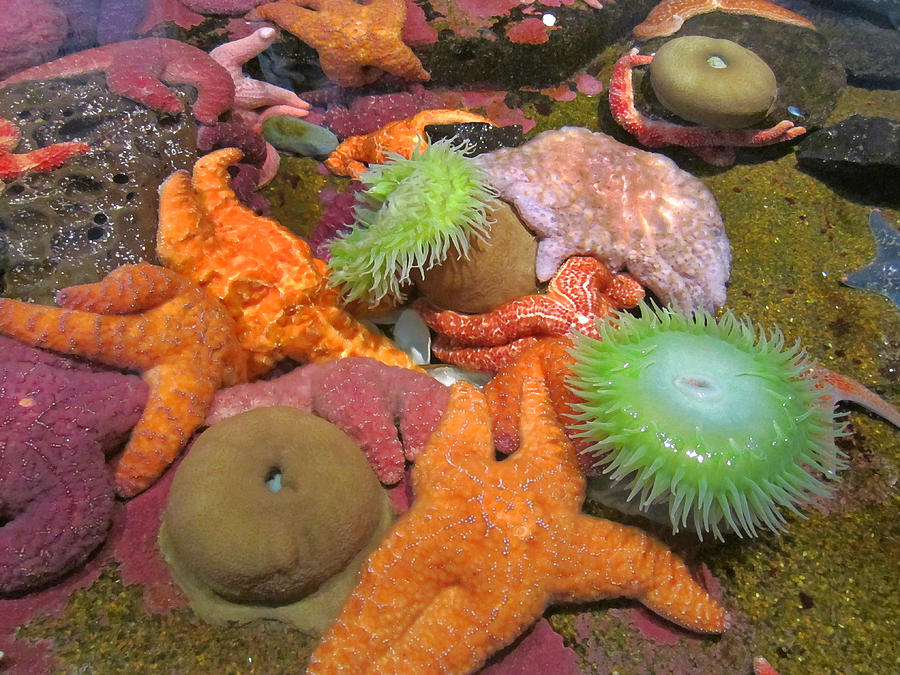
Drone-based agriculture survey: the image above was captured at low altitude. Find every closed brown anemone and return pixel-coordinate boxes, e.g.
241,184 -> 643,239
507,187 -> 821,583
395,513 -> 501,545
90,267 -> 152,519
158,406 -> 393,633
649,36 -> 777,129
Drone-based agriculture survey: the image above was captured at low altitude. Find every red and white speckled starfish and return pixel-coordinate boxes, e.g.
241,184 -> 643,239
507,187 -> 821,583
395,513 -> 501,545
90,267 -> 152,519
416,256 -> 645,373
608,48 -> 806,166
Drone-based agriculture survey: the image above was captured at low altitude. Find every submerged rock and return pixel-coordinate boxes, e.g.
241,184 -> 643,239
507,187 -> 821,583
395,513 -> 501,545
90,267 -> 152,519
0,75 -> 197,303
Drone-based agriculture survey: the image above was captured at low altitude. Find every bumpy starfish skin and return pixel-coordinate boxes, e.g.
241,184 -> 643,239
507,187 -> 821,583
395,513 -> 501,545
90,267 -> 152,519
207,357 -> 451,484
157,147 -> 417,376
633,0 -> 815,39
473,127 -> 730,310
417,256 -> 645,373
0,263 -> 250,497
0,338 -> 146,594
252,0 -> 430,87
307,377 -> 727,674
0,117 -> 89,182
609,49 -> 807,166
0,38 -> 235,125
325,108 -> 494,178
209,27 -> 310,131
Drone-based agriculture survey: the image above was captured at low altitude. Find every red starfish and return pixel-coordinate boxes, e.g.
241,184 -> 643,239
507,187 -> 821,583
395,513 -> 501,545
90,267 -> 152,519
0,117 -> 89,182
416,256 -> 645,373
608,48 -> 806,166
633,0 -> 815,40
1,38 -> 235,125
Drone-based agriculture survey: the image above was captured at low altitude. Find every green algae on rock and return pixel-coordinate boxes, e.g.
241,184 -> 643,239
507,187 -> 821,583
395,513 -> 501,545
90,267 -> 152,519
158,407 -> 393,634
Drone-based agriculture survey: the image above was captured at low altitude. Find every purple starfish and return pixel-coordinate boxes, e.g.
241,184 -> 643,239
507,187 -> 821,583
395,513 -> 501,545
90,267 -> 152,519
842,210 -> 900,310
0,337 -> 147,595
207,357 -> 450,484
0,38 -> 235,125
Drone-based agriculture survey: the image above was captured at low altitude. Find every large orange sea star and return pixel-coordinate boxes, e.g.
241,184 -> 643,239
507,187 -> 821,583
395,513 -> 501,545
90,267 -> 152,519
252,0 -> 429,87
0,263 -> 250,497
307,374 -> 728,674
156,147 -> 417,377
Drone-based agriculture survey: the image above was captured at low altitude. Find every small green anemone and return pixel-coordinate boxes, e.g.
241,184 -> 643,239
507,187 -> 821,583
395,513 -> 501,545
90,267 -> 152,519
326,139 -> 499,306
567,303 -> 847,540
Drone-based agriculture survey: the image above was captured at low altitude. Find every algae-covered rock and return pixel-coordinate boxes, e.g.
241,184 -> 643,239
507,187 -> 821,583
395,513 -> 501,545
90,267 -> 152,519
0,75 -> 198,303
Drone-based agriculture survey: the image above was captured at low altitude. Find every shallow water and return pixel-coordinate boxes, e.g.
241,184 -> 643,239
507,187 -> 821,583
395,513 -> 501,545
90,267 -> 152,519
1,1 -> 898,673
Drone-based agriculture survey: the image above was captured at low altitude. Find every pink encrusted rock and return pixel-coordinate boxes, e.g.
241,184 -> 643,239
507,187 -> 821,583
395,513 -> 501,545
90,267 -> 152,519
474,126 -> 730,310
0,38 -> 235,125
207,358 -> 450,485
0,0 -> 67,79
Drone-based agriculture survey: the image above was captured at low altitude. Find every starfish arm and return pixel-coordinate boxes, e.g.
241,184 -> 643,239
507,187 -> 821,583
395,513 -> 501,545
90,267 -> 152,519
281,306 -> 419,369
430,335 -> 543,374
0,142 -> 90,181
157,43 -> 236,125
106,46 -> 184,116
534,236 -> 577,282
307,526 -> 452,674
508,372 -> 584,483
312,364 -> 408,484
55,262 -> 187,314
156,171 -> 215,274
373,584 -> 546,674
807,365 -> 900,428
0,44 -> 117,86
417,295 -> 575,347
0,300 -> 166,372
414,382 -> 496,486
114,360 -> 219,496
553,516 -> 728,633
0,117 -> 20,151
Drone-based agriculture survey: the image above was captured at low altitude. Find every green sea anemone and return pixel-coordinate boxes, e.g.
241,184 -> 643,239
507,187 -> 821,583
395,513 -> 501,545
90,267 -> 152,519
649,36 -> 778,129
567,303 -> 847,540
326,139 -> 499,307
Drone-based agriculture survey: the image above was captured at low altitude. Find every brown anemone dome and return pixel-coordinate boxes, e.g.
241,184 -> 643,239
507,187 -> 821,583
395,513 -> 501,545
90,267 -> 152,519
159,406 -> 393,633
412,199 -> 539,313
649,36 -> 778,129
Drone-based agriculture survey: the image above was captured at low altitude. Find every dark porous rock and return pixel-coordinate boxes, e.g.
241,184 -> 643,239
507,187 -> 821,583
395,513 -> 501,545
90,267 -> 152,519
416,0 -> 659,89
797,115 -> 900,201
0,75 -> 198,304
635,13 -> 845,132
425,123 -> 526,156
781,0 -> 900,87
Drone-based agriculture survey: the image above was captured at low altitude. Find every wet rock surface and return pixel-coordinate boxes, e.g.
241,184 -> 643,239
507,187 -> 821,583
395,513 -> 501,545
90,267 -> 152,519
797,114 -> 900,201
0,75 -> 198,303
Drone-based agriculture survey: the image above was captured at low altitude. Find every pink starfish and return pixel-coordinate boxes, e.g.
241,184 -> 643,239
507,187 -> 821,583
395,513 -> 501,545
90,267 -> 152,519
209,27 -> 310,131
633,0 -> 815,40
416,256 -> 645,373
0,38 -> 235,125
608,48 -> 806,166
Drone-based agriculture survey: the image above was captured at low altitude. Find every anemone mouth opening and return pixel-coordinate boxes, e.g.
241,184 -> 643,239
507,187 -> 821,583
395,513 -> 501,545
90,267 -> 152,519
673,373 -> 723,402
707,55 -> 728,69
264,466 -> 283,492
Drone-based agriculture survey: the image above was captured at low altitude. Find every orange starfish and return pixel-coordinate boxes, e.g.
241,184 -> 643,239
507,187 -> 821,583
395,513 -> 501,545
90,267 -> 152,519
324,108 -> 494,178
252,0 -> 429,87
0,116 -> 89,182
307,375 -> 727,674
633,0 -> 815,40
416,256 -> 645,373
156,147 -> 417,377
0,263 -> 250,497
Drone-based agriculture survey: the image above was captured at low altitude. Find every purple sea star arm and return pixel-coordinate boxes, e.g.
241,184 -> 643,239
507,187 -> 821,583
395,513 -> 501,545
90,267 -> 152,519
0,339 -> 147,594
1,39 -> 235,125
